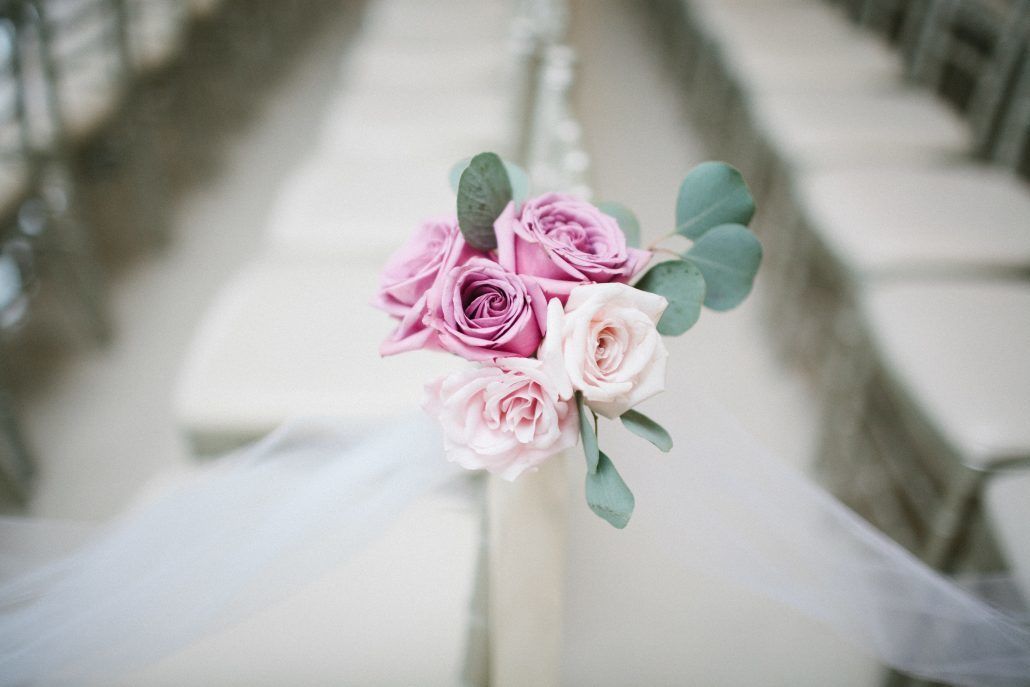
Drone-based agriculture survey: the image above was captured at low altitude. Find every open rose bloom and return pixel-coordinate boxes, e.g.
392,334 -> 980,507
424,358 -> 578,480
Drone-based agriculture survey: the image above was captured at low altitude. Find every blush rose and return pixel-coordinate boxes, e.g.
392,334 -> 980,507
539,283 -> 668,418
424,357 -> 579,480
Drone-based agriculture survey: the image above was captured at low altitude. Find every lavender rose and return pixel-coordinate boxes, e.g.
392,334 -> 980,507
427,256 -> 548,361
381,254 -> 548,360
495,193 -> 651,301
424,357 -> 578,480
375,215 -> 477,318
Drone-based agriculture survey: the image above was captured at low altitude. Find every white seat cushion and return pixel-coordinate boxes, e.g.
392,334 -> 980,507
728,40 -> 901,95
320,89 -> 512,159
126,476 -> 485,685
175,259 -> 463,454
361,0 -> 510,41
754,91 -> 970,170
861,280 -> 1030,467
985,470 -> 1030,597
700,0 -> 902,94
127,0 -> 188,73
263,153 -> 458,259
798,166 -> 1030,277
342,40 -> 509,95
696,0 -> 870,52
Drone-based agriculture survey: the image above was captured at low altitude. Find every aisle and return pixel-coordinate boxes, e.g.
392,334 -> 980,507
562,2 -> 880,684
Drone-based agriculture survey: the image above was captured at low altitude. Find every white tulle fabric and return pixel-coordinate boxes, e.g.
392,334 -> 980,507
0,416 -> 464,685
1,403 -> 1028,686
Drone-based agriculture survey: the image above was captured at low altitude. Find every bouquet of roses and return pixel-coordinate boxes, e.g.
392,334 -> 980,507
377,152 -> 761,528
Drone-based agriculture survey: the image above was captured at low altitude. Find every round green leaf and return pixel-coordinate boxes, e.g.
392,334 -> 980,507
620,409 -> 672,452
675,161 -> 755,240
456,152 -> 511,251
633,259 -> 706,336
685,223 -> 762,311
596,201 -> 641,248
450,157 -> 528,207
585,451 -> 635,529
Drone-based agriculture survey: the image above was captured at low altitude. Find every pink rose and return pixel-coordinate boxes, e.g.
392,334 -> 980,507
381,256 -> 548,361
375,216 -> 478,318
430,256 -> 548,361
539,283 -> 668,418
424,357 -> 578,480
495,193 -> 651,301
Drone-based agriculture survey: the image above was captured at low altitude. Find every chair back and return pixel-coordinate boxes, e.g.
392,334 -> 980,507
990,48 -> 1030,174
27,0 -> 129,149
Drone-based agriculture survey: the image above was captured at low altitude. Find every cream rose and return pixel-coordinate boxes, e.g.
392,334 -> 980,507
539,283 -> 668,418
423,357 -> 578,480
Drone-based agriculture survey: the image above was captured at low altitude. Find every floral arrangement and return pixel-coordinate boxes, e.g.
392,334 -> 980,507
377,153 -> 760,528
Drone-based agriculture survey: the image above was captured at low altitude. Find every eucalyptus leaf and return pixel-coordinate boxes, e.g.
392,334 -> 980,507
585,451 -> 635,529
576,392 -> 599,474
620,409 -> 673,452
456,152 -> 513,251
675,162 -> 755,240
685,223 -> 763,311
596,201 -> 641,248
450,157 -> 528,207
633,259 -> 706,336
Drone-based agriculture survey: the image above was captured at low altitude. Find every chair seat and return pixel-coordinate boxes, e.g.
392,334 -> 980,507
127,473 -> 485,685
701,0 -> 902,95
860,280 -> 1030,468
127,1 -> 188,74
728,39 -> 901,95
342,40 -> 509,95
985,470 -> 1030,596
798,166 -> 1030,277
696,0 -> 872,52
754,90 -> 970,170
361,0 -> 510,41
174,260 -> 463,455
263,153 -> 458,259
320,89 -> 511,160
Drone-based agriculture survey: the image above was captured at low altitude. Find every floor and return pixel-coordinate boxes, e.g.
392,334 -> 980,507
15,1 -> 882,684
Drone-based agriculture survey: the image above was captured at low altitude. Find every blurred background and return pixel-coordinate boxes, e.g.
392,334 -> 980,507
0,0 -> 1027,684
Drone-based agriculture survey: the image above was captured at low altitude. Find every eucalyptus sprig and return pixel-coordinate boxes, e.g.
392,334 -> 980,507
634,161 -> 762,335
581,161 -> 762,529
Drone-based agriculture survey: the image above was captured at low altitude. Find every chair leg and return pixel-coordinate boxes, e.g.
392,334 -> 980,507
921,469 -> 984,572
0,383 -> 33,501
39,180 -> 112,345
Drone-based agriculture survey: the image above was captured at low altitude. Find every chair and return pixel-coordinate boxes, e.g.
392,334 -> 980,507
818,279 -> 1030,572
320,88 -> 514,161
763,4 -> 1029,372
121,0 -> 190,77
985,468 -> 1030,599
174,260 -> 464,456
262,151 -> 458,261
26,0 -> 128,148
0,243 -> 33,500
28,0 -> 175,247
